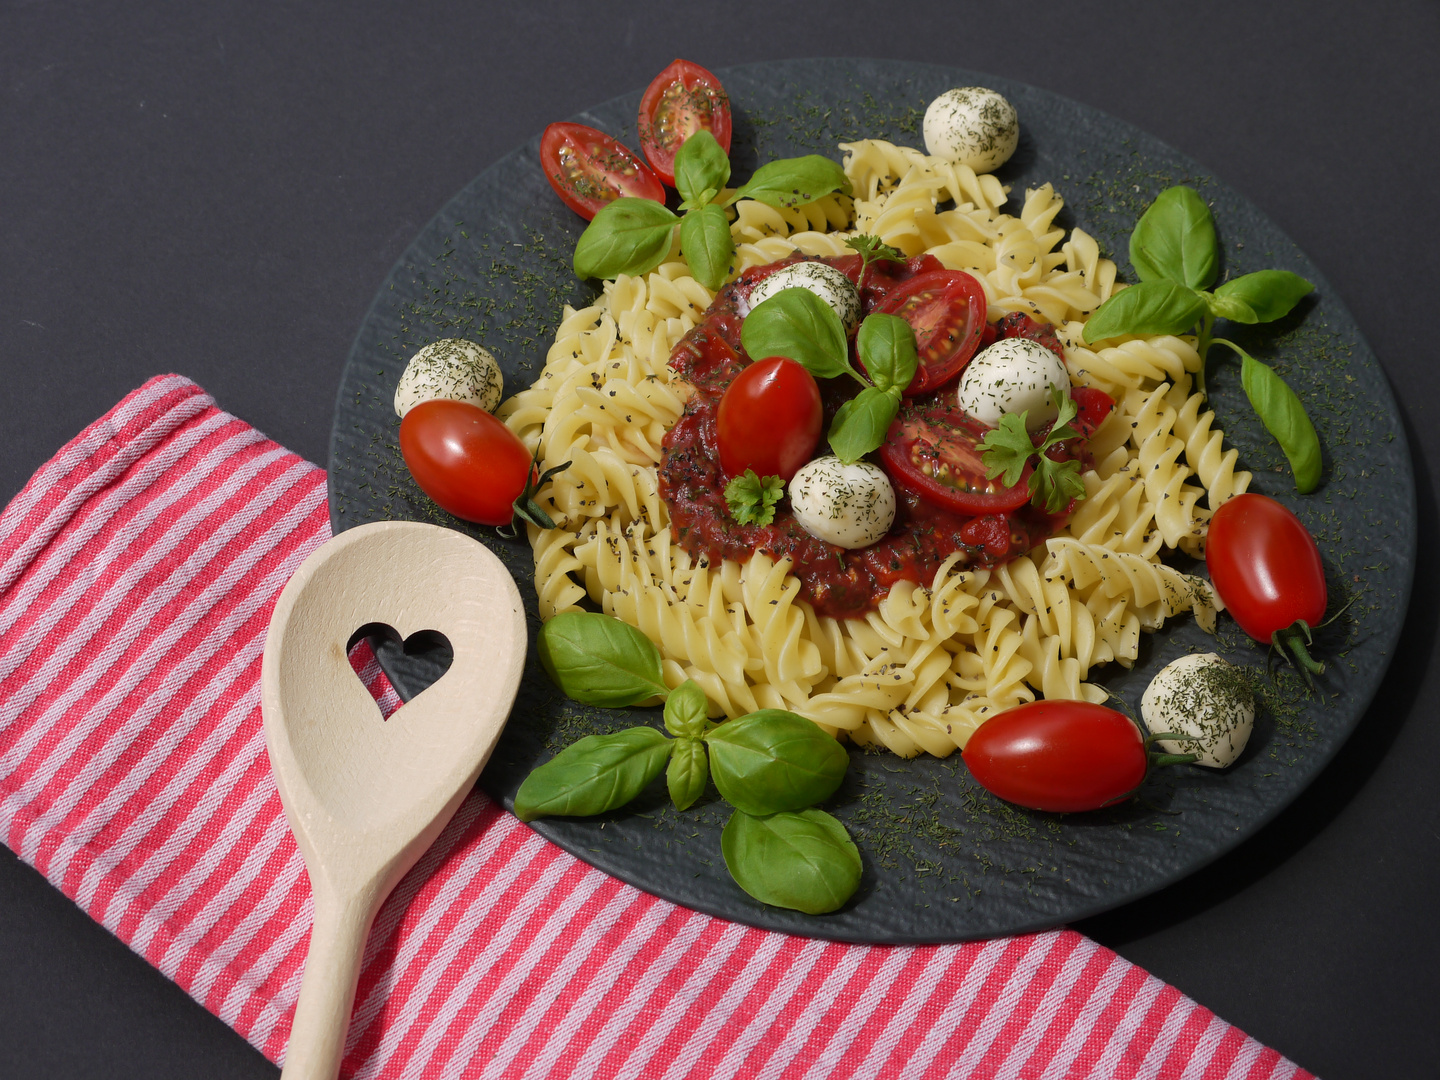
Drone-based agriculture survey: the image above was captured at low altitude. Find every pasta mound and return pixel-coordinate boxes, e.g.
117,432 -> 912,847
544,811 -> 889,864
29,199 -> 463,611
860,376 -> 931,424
498,139 -> 1240,759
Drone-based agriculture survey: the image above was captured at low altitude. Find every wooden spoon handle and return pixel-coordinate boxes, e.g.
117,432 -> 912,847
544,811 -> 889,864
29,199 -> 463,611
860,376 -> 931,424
280,885 -> 380,1080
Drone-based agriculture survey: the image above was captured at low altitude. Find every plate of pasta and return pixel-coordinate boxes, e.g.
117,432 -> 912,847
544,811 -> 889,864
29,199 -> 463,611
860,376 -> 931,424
328,59 -> 1414,942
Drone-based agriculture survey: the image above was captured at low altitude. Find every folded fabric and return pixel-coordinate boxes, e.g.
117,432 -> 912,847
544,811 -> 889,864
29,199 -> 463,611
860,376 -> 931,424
0,375 -> 1312,1080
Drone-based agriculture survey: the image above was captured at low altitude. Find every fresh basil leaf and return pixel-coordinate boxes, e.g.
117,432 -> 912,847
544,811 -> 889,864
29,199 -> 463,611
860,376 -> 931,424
1239,349 -> 1322,494
663,679 -> 710,738
704,710 -> 848,815
537,610 -> 669,707
720,809 -> 862,914
667,737 -> 709,811
1082,280 -> 1208,343
740,288 -> 851,380
828,386 -> 901,464
514,727 -> 673,822
1211,270 -> 1314,325
679,203 -> 735,293
1129,185 -> 1218,289
673,129 -> 731,208
733,154 -> 851,209
856,312 -> 918,393
573,198 -> 679,281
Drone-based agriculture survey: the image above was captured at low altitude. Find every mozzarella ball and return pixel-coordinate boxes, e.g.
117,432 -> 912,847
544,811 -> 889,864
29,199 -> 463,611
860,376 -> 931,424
956,337 -> 1070,433
744,261 -> 861,332
1141,653 -> 1255,769
923,88 -> 1020,173
789,456 -> 896,549
394,339 -> 503,418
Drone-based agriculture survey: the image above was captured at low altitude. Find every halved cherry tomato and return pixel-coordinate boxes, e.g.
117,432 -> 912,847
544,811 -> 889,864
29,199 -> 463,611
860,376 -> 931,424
399,399 -> 536,526
1206,493 -> 1327,673
637,59 -> 732,186
876,270 -> 988,395
962,700 -> 1147,812
878,402 -> 1030,514
716,357 -> 822,481
540,122 -> 665,220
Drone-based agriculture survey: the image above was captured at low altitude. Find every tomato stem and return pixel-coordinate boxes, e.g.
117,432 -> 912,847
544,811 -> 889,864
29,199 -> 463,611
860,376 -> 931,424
1273,620 -> 1325,681
503,456 -> 572,536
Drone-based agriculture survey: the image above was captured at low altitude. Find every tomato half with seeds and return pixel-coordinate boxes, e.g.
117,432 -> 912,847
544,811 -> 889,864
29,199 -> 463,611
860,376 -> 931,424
637,59 -> 732,186
540,122 -> 665,220
716,357 -> 822,481
963,700 -> 1148,812
399,399 -> 536,526
879,403 -> 1030,514
875,270 -> 987,396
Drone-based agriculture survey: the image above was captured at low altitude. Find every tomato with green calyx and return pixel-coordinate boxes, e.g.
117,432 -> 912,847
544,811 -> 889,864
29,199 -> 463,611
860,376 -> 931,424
963,699 -> 1192,813
1206,493 -> 1327,676
637,59 -> 732,187
399,399 -> 562,529
879,402 -> 1031,515
716,357 -> 822,482
875,270 -> 987,396
540,122 -> 665,221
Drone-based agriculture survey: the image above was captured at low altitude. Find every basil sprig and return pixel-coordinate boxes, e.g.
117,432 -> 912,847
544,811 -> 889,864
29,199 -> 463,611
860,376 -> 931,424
1082,185 -> 1321,494
573,130 -> 850,292
740,290 -> 918,463
519,612 -> 861,914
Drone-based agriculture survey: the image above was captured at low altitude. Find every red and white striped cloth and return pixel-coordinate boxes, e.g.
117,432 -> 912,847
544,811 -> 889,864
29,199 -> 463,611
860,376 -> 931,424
0,375 -> 1312,1079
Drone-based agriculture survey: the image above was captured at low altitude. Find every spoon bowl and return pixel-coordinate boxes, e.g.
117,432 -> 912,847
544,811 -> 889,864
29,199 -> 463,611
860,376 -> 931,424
261,520 -> 525,1079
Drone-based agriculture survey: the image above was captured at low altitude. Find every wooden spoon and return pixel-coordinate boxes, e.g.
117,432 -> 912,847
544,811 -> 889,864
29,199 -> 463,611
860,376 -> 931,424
261,520 -> 525,1080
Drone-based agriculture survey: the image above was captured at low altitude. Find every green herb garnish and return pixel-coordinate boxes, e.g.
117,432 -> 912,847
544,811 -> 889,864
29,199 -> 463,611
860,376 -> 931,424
724,468 -> 785,525
519,614 -> 861,915
980,388 -> 1087,514
573,130 -> 850,292
1082,185 -> 1320,493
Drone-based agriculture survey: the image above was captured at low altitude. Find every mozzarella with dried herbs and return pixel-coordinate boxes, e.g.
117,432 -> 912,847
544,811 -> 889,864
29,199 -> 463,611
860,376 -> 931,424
788,456 -> 895,549
1141,653 -> 1255,769
743,261 -> 861,331
956,337 -> 1070,433
923,88 -> 1019,174
394,339 -> 503,418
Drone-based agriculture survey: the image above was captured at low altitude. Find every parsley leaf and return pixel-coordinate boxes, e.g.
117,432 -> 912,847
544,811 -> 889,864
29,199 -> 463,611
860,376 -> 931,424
724,469 -> 785,525
979,390 -> 1088,514
845,234 -> 905,281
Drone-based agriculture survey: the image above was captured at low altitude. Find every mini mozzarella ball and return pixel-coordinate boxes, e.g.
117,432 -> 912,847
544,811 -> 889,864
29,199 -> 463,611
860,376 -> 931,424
923,87 -> 1019,173
788,456 -> 896,549
394,339 -> 503,418
744,261 -> 861,332
1141,653 -> 1256,769
956,337 -> 1070,433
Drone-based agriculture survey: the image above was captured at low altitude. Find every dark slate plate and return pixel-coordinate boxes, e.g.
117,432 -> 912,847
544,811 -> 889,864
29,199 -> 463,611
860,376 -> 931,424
327,59 -> 1414,943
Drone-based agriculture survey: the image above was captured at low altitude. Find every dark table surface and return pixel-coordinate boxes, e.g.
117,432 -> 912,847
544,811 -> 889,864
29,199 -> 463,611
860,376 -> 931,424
2,2 -> 1437,1077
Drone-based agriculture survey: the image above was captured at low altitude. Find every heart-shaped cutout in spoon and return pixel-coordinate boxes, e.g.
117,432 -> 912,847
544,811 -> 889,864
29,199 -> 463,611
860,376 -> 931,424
262,520 -> 525,1080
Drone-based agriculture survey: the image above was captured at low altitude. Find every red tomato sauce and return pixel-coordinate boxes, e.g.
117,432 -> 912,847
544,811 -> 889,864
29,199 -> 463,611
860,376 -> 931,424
658,254 -> 1070,619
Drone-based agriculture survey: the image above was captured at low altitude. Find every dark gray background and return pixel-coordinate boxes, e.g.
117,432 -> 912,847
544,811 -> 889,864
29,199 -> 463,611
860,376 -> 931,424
1,2 -> 1435,1077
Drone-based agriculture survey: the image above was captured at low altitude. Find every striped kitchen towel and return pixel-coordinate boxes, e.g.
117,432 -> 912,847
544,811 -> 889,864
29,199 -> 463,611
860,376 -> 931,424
0,375 -> 1312,1079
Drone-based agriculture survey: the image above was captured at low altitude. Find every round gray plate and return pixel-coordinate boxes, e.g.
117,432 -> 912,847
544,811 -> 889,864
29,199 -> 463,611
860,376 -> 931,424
328,59 -> 1414,943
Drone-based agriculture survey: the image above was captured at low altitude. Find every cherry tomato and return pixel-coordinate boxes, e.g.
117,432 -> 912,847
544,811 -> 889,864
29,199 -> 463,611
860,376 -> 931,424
962,700 -> 1147,813
637,59 -> 732,186
997,311 -> 1067,361
1206,494 -> 1327,671
878,402 -> 1030,515
399,399 -> 536,526
539,122 -> 665,220
715,357 -> 822,481
1068,386 -> 1115,439
876,270 -> 987,395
